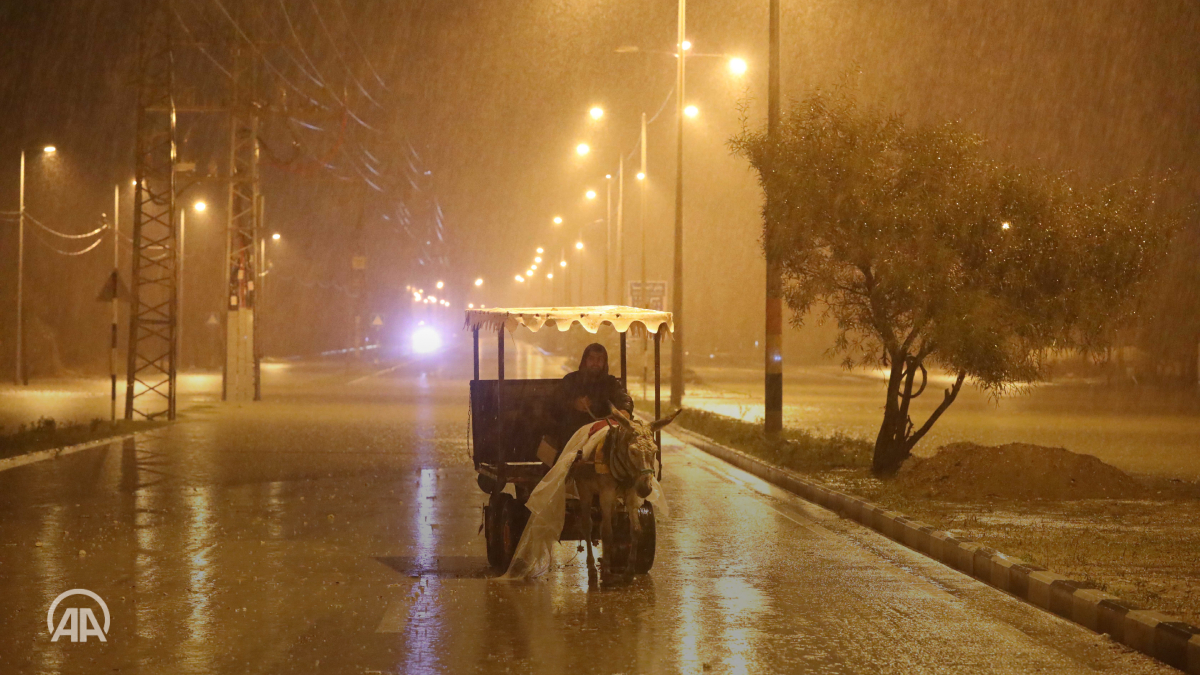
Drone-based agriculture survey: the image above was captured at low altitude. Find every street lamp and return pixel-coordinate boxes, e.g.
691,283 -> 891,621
553,216 -> 563,225
14,144 -> 60,384
474,277 -> 484,286
637,172 -> 646,181
684,105 -> 699,118
589,107 -> 604,120
536,247 -> 544,254
586,190 -> 597,200
729,57 -> 747,76
194,200 -> 207,212
436,280 -> 444,289
576,143 -> 590,156
271,232 -> 280,240
575,241 -> 584,250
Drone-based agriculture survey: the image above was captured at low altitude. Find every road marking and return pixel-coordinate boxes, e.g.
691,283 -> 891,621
348,358 -> 416,385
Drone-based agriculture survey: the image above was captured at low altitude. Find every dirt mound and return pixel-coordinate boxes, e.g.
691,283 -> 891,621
896,442 -> 1147,501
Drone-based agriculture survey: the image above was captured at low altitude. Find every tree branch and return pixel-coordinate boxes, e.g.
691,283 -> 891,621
904,371 -> 966,450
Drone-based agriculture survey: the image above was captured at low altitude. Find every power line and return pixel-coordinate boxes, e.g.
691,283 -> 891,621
25,212 -> 109,239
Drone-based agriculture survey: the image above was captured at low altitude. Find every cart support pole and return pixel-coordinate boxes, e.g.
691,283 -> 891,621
655,330 -> 662,476
473,328 -> 479,380
495,327 -> 505,495
620,332 -> 627,386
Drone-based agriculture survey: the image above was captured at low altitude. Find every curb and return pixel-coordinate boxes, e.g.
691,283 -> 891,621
667,424 -> 1200,674
0,434 -> 135,474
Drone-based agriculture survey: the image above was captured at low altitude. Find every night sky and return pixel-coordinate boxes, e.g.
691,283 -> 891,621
1,0 -> 1197,370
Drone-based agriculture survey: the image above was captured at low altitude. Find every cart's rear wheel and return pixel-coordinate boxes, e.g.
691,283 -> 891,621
633,503 -> 656,574
500,497 -> 529,570
484,493 -> 509,570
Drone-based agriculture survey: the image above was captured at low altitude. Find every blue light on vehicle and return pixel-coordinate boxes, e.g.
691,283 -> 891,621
412,326 -> 442,354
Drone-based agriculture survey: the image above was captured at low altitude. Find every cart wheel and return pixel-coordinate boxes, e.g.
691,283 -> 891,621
607,512 -> 633,573
499,497 -> 529,570
633,503 -> 656,574
485,493 -> 514,571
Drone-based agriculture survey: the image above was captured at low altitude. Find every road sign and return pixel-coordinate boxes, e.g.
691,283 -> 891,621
371,314 -> 384,327
628,281 -> 667,311
95,271 -> 129,302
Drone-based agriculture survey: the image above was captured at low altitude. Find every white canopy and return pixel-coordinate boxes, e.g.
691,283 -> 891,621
464,305 -> 673,336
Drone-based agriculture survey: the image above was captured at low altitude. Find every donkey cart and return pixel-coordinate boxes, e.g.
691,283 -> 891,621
465,306 -> 673,576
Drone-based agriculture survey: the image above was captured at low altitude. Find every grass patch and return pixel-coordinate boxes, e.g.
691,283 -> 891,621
664,406 -> 872,473
0,417 -> 164,461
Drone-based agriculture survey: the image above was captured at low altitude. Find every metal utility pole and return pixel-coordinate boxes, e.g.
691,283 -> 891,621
15,151 -> 24,385
224,40 -> 261,402
177,208 -> 185,372
111,185 -> 119,420
605,175 -> 612,305
125,0 -> 179,420
640,112 -> 649,394
670,0 -> 686,407
617,156 -> 625,305
764,0 -> 784,436
640,113 -> 648,297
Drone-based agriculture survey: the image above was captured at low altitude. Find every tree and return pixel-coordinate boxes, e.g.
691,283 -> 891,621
733,90 -> 1171,476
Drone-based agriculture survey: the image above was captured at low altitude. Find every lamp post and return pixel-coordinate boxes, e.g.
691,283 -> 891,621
764,0 -> 784,436
14,145 -> 57,385
670,0 -> 687,407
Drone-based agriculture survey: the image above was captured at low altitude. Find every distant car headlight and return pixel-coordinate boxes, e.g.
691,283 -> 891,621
412,326 -> 442,354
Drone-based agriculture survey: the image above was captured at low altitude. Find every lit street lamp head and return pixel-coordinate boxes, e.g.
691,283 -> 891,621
684,105 -> 699,118
729,57 -> 748,76
681,40 -> 692,51
636,172 -> 646,181
271,233 -> 280,240
42,145 -> 56,154
553,216 -> 563,225
474,278 -> 483,287
576,143 -> 590,156
546,273 -> 553,279
575,241 -> 584,250
515,275 -> 524,282
436,281 -> 444,289
560,260 -> 567,268
589,107 -> 604,120
534,256 -> 542,263
193,200 -> 207,212
536,247 -> 544,254
586,190 -> 596,200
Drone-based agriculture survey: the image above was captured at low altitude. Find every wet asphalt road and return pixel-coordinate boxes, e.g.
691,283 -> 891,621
0,338 -> 1174,674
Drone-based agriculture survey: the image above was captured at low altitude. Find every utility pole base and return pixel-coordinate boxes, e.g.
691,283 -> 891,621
225,308 -> 256,401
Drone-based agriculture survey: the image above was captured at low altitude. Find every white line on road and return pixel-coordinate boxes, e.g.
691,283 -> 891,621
348,358 -> 417,385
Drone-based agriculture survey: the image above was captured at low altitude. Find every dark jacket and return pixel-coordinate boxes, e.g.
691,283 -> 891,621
554,343 -> 633,448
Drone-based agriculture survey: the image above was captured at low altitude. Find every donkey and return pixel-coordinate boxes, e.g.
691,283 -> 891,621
571,408 -> 681,581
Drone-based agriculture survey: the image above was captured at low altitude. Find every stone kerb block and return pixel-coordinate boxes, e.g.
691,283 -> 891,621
1153,621 -> 1198,672
1025,570 -> 1068,610
1125,610 -> 1167,658
1068,588 -> 1113,631
1187,633 -> 1200,675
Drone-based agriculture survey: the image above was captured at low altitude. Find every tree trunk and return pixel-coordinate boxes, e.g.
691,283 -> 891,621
872,357 -> 909,476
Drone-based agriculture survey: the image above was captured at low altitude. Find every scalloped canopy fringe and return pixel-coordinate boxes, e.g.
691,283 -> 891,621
463,306 -> 673,338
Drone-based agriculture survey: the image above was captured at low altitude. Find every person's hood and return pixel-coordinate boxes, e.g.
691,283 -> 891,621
578,343 -> 609,375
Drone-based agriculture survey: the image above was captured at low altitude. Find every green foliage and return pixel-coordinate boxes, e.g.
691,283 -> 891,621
732,88 -> 1175,471
671,407 -> 871,472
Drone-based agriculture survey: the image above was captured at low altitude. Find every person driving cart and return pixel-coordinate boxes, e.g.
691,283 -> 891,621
553,343 -> 633,450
